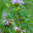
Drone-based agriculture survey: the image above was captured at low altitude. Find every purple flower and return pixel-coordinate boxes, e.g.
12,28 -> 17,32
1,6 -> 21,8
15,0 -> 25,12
13,27 -> 20,31
11,0 -> 24,4
21,2 -> 24,4
2,12 -> 7,19
11,0 -> 17,4
22,28 -> 26,32
18,1 -> 24,4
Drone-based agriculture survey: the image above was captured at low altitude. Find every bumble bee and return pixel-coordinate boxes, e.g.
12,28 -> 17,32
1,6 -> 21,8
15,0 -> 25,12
5,21 -> 11,27
5,19 -> 14,27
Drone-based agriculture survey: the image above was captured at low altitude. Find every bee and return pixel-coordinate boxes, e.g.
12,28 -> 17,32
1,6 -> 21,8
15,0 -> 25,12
5,21 -> 11,27
5,19 -> 14,27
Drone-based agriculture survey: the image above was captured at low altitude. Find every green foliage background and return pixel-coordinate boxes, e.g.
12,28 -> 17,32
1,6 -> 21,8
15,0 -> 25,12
0,0 -> 33,33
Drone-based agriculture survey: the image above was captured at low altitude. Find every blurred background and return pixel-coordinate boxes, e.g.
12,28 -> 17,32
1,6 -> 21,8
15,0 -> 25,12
0,0 -> 33,33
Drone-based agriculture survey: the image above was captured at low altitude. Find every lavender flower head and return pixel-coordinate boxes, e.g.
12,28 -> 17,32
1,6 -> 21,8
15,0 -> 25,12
2,12 -> 7,19
11,0 -> 24,4
13,27 -> 20,31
